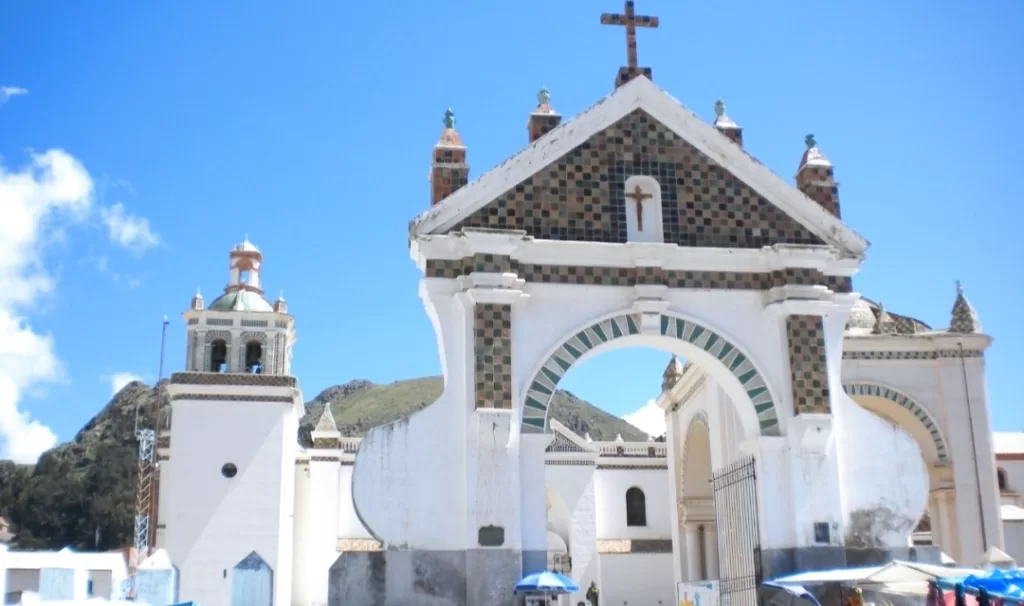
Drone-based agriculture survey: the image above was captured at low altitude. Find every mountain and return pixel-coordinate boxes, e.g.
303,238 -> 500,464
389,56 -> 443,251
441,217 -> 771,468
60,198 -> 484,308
0,381 -> 158,551
298,376 -> 647,446
0,376 -> 646,550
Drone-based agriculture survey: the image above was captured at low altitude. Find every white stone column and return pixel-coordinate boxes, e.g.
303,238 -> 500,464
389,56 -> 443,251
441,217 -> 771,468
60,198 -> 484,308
930,488 -> 960,562
705,523 -> 720,580
520,432 -> 553,573
683,522 -> 701,581
666,408 -> 685,583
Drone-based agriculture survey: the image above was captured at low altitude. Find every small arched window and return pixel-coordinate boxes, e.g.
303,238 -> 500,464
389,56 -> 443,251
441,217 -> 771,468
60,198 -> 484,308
998,467 -> 1009,491
210,340 -> 228,373
245,340 -> 263,374
626,487 -> 647,527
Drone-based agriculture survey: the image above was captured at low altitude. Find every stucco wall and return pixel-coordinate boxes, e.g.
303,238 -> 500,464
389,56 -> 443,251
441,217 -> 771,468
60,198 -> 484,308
594,468 -> 672,540
1004,521 -> 1024,564
999,460 -> 1024,493
842,354 -> 1002,563
599,553 -> 675,606
164,398 -> 296,606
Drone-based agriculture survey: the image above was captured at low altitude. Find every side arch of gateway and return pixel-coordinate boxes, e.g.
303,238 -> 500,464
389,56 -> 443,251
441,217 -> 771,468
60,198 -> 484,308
521,310 -> 784,438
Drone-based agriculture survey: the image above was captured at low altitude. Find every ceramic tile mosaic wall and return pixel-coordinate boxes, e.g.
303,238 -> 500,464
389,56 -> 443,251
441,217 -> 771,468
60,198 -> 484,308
450,109 -> 823,248
425,254 -> 852,292
474,303 -> 513,409
786,314 -> 830,414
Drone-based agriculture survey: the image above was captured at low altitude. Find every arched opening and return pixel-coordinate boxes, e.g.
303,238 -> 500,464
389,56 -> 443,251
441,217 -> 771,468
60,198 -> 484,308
210,340 -> 228,372
998,467 -> 1009,492
522,312 -> 778,441
680,414 -> 717,581
625,486 -> 647,527
245,340 -> 263,374
844,384 -> 934,550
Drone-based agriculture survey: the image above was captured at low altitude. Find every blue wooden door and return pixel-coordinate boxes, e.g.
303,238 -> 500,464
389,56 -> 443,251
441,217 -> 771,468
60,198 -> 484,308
231,551 -> 273,606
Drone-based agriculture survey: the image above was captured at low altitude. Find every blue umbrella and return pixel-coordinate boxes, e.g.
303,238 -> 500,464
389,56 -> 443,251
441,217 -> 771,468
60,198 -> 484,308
514,571 -> 580,594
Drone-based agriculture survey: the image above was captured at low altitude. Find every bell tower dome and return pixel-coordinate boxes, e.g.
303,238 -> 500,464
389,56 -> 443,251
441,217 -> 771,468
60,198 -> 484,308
181,238 -> 296,375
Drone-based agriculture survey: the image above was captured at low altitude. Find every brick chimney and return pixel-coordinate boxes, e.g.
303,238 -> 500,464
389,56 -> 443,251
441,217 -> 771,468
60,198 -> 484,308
796,134 -> 841,218
713,99 -> 743,147
528,88 -> 561,143
429,108 -> 469,206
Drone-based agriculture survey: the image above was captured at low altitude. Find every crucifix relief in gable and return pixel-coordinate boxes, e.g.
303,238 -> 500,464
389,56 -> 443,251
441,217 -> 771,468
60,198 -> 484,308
623,175 -> 663,243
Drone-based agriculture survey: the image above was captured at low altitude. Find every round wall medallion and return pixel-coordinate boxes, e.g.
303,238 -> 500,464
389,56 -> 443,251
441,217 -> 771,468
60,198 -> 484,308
221,463 -> 238,478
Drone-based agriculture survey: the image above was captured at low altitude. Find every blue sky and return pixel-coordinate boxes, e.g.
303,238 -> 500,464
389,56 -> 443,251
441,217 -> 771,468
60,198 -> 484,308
1,0 -> 1021,462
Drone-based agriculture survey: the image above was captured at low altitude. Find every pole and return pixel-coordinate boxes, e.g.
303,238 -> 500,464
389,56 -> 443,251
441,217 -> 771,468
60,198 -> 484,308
149,316 -> 170,552
959,339 -> 988,552
156,315 -> 169,431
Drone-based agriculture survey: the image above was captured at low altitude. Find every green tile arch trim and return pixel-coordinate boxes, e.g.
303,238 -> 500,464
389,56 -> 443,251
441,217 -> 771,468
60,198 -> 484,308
842,382 -> 949,464
522,313 -> 781,436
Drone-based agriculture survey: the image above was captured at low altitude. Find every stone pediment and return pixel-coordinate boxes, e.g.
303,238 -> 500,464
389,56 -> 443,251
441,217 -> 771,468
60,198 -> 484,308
411,76 -> 867,259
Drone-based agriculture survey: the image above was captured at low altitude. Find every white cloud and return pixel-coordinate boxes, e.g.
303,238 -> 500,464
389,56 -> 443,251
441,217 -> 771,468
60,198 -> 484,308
0,86 -> 28,104
100,202 -> 160,253
0,149 -> 93,463
622,399 -> 667,438
109,372 -> 143,395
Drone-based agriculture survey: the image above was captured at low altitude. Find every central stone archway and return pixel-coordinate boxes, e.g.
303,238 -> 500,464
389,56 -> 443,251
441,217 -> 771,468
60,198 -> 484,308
522,312 -> 781,436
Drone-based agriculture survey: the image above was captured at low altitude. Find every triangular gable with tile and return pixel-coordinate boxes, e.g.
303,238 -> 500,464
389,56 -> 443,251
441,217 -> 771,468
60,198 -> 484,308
412,76 -> 868,259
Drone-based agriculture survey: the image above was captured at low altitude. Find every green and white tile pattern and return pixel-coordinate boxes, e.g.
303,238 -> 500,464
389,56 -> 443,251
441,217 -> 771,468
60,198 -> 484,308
522,313 -> 780,436
843,382 -> 949,463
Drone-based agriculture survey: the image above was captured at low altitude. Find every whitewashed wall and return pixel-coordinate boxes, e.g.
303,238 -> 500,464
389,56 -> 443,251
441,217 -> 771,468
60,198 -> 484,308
594,468 -> 672,540
999,459 -> 1024,494
599,553 -> 675,606
545,464 -> 598,593
163,398 -> 297,606
843,352 -> 1003,563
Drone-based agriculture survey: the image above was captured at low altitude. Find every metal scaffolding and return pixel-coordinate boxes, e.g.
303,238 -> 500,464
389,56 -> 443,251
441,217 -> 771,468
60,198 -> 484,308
127,316 -> 169,598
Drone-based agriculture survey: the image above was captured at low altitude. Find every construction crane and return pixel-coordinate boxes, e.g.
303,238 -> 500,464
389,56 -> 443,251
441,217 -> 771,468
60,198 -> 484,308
127,315 -> 169,599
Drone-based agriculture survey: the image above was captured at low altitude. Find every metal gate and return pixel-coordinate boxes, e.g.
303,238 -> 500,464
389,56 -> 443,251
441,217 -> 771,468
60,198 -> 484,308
712,455 -> 761,606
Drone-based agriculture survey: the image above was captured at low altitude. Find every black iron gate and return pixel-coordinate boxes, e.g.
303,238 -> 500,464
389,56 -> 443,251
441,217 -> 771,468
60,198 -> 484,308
712,455 -> 761,606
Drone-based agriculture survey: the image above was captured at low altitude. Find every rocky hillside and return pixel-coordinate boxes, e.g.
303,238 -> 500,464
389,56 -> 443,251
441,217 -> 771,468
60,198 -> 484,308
298,376 -> 647,446
0,377 -> 646,551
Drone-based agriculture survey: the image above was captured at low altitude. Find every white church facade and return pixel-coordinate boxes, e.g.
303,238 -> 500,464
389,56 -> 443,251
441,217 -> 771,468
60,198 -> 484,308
150,11 -> 1013,605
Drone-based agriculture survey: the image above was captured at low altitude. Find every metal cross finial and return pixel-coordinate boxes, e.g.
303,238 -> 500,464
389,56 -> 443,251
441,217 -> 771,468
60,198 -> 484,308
443,108 -> 456,129
805,134 -> 817,149
715,99 -> 726,118
601,1 -> 660,69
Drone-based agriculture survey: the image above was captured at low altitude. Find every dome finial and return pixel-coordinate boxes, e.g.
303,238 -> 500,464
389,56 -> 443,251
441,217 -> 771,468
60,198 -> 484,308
196,286 -> 202,298
538,87 -> 551,106
443,108 -> 456,129
715,99 -> 726,118
805,134 -> 816,150
956,279 -> 963,296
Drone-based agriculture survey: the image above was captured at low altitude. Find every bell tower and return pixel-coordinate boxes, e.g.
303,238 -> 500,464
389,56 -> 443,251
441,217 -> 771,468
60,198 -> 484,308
163,238 -> 302,606
182,238 -> 295,375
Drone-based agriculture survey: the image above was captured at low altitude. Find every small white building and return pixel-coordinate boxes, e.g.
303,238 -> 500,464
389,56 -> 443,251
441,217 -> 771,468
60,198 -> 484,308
1,547 -> 127,605
994,433 -> 1024,563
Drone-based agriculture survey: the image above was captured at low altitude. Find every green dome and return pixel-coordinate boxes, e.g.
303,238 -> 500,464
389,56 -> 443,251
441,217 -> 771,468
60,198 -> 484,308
208,290 -> 273,312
